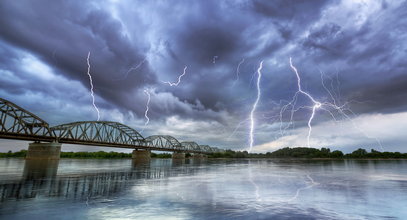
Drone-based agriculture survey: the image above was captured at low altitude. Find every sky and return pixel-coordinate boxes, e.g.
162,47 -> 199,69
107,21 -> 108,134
0,0 -> 406,153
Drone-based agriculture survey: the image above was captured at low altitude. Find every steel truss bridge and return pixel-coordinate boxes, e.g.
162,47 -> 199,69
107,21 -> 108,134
0,98 -> 224,154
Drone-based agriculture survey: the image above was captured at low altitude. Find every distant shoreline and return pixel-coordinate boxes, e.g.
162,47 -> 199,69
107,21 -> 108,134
1,147 -> 407,160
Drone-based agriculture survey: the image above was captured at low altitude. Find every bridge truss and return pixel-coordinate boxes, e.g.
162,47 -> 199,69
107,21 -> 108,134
0,98 -> 224,154
0,98 -> 54,141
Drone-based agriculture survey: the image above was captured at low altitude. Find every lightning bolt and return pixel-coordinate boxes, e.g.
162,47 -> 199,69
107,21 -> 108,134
141,89 -> 151,132
163,66 -> 188,86
227,118 -> 251,142
86,51 -> 100,121
232,58 -> 245,86
289,57 -> 322,147
249,61 -> 264,153
118,57 -> 147,80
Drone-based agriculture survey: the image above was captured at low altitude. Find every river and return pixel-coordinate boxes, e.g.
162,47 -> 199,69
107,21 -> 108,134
0,158 -> 406,219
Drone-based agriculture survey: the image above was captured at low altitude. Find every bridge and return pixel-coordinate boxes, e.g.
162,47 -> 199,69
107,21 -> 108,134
0,97 -> 225,160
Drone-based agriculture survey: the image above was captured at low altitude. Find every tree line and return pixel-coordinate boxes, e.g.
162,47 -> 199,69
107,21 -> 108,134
208,147 -> 407,159
1,147 -> 406,159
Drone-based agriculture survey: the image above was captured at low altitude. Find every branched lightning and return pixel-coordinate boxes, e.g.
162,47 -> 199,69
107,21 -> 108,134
86,51 -> 100,121
249,61 -> 263,153
163,66 -> 188,86
289,57 -> 322,147
278,57 -> 383,150
141,89 -> 151,132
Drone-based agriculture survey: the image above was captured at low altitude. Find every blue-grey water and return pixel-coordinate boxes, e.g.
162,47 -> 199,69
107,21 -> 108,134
0,158 -> 407,219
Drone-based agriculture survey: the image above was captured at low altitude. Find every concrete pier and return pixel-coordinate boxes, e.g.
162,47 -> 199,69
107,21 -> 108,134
172,152 -> 185,159
26,142 -> 61,160
132,149 -> 151,161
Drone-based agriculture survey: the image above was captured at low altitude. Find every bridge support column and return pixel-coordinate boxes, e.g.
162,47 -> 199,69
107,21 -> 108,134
132,149 -> 151,161
172,152 -> 185,159
26,142 -> 61,160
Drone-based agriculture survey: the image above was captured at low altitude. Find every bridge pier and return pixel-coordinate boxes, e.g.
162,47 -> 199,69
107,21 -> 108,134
26,142 -> 61,160
172,152 -> 185,165
132,149 -> 151,162
172,152 -> 185,159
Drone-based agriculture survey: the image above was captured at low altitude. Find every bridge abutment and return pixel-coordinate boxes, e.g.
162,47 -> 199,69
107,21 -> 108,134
132,149 -> 151,161
26,142 -> 61,160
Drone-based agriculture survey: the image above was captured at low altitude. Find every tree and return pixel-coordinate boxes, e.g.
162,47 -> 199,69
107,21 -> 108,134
330,150 -> 343,158
350,148 -> 367,158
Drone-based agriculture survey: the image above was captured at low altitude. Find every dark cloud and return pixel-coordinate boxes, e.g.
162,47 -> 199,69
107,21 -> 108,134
348,74 -> 407,114
0,0 -> 407,150
0,0 -> 155,115
252,0 -> 334,23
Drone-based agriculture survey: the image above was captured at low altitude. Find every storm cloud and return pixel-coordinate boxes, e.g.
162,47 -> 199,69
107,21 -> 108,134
0,0 -> 406,152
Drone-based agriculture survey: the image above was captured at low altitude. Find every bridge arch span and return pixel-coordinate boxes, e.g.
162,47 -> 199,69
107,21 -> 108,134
200,145 -> 211,152
145,135 -> 183,151
181,141 -> 202,152
51,121 -> 145,148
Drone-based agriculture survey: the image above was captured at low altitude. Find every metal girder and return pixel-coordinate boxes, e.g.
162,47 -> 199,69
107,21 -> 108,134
145,135 -> 183,151
0,98 -> 54,141
51,121 -> 146,147
199,145 -> 211,152
181,141 -> 201,152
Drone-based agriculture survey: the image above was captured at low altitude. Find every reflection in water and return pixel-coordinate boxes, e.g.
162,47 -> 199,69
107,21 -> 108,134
0,158 -> 407,219
23,159 -> 59,180
0,160 -> 59,201
0,159 -> 204,203
171,158 -> 186,166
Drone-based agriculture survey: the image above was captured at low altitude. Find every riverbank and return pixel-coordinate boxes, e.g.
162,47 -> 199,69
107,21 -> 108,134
1,147 -> 406,159
208,147 -> 407,159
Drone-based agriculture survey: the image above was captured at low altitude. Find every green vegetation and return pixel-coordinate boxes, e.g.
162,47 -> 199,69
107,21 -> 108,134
265,147 -> 344,158
209,150 -> 250,158
1,148 -> 407,159
208,147 -> 407,159
0,150 -> 28,158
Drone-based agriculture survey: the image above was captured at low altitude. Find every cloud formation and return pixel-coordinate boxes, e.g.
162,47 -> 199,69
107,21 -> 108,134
0,0 -> 406,152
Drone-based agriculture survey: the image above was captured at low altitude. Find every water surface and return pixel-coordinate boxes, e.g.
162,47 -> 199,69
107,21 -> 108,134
0,158 -> 406,219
